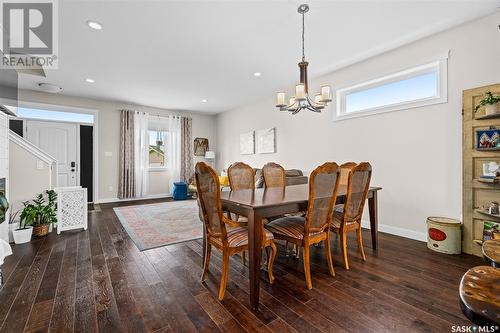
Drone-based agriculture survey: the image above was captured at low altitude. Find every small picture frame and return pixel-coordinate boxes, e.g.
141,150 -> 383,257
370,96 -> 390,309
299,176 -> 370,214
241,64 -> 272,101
482,220 -> 500,241
475,128 -> 500,150
194,138 -> 209,156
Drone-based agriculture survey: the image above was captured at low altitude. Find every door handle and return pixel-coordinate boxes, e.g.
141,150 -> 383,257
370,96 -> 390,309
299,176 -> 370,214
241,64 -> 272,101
71,161 -> 76,172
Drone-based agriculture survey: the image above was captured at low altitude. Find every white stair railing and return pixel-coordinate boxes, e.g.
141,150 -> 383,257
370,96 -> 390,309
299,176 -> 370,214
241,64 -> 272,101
9,130 -> 58,188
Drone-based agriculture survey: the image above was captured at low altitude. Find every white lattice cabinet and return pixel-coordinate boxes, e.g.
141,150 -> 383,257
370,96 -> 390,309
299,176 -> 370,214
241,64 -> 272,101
55,186 -> 87,234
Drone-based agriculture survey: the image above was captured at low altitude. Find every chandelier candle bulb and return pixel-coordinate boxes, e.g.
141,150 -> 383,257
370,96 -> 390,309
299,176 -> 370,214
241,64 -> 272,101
320,85 -> 332,102
314,94 -> 323,105
276,92 -> 287,107
295,84 -> 306,100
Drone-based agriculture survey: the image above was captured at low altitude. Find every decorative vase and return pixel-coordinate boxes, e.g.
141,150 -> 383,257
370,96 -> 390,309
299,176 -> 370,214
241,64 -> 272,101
484,103 -> 500,115
12,226 -> 33,244
8,222 -> 20,243
33,224 -> 50,237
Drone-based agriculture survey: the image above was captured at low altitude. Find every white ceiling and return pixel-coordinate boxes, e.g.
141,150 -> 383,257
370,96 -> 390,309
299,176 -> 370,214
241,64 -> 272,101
17,0 -> 499,114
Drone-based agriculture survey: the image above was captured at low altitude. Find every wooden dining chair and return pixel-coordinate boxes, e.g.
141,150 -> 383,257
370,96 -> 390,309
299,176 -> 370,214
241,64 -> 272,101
339,162 -> 357,185
227,162 -> 255,224
228,162 -> 255,190
262,162 -> 286,188
195,162 -> 277,300
265,162 -> 340,289
331,162 -> 372,270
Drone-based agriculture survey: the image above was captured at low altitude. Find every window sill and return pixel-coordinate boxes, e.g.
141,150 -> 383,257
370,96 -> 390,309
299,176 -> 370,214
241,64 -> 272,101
148,167 -> 168,173
333,96 -> 447,121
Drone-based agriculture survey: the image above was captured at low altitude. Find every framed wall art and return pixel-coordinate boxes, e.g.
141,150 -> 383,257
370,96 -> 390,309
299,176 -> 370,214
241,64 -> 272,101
239,131 -> 255,155
256,127 -> 276,154
194,138 -> 209,156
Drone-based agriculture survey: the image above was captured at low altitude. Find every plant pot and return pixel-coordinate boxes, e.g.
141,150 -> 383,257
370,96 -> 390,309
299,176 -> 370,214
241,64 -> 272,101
13,226 -> 33,244
8,222 -> 20,243
485,103 -> 500,115
33,224 -> 50,237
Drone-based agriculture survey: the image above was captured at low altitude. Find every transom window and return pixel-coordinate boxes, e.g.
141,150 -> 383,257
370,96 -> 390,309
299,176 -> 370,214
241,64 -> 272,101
334,58 -> 448,121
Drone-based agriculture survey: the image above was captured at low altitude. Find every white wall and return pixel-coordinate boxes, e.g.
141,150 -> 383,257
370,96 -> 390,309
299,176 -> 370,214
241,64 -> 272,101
18,90 -> 217,202
216,13 -> 500,240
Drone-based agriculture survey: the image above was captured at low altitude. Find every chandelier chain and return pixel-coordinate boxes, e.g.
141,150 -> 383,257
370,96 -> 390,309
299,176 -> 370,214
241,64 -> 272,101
301,11 -> 305,61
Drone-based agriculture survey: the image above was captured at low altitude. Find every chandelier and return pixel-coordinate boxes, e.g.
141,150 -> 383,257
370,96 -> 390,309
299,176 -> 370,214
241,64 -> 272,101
275,4 -> 332,114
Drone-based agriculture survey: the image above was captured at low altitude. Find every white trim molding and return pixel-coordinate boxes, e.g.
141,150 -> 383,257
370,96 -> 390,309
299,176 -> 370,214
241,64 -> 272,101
361,219 -> 427,242
333,54 -> 448,121
96,193 -> 172,204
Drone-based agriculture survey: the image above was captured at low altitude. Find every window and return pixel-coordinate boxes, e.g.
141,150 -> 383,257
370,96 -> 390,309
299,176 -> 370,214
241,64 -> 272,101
17,107 -> 94,123
149,130 -> 167,168
334,58 -> 447,120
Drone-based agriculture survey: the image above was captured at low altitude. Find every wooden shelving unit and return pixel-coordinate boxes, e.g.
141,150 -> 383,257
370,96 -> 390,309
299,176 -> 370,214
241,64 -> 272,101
463,83 -> 500,256
475,113 -> 500,121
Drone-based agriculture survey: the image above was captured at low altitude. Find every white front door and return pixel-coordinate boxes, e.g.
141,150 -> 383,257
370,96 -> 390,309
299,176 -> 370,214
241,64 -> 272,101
26,120 -> 78,187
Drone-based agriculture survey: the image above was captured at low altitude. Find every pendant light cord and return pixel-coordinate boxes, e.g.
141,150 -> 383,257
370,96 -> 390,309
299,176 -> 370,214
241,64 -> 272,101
301,11 -> 305,61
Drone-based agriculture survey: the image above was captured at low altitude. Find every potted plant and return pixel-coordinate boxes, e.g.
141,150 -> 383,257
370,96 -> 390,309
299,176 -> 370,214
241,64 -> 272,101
12,211 -> 33,244
8,209 -> 20,243
475,91 -> 500,115
19,190 -> 57,238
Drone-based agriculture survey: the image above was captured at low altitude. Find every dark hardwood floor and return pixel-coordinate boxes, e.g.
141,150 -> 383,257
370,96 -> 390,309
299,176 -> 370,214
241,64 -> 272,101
0,199 -> 482,333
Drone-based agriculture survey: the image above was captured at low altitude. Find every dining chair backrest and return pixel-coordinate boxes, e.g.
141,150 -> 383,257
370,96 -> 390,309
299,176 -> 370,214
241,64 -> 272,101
228,162 -> 255,190
262,162 -> 286,188
305,162 -> 340,234
339,162 -> 357,186
195,162 -> 227,238
343,162 -> 372,222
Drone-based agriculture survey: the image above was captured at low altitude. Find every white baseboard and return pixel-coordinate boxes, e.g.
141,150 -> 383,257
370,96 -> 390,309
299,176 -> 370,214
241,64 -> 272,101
361,219 -> 427,242
96,193 -> 172,204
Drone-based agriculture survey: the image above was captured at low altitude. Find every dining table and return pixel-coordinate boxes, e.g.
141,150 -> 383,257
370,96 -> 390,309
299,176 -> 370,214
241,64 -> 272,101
219,183 -> 382,311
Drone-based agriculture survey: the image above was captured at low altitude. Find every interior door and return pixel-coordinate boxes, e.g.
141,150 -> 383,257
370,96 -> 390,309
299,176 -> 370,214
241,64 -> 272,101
26,120 -> 78,187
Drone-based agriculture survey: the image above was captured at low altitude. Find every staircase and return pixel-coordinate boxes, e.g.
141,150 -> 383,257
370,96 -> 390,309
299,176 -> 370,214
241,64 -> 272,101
8,130 -> 57,212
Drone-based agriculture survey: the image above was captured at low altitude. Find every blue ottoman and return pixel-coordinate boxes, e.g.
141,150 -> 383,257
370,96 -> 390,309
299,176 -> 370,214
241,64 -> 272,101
172,182 -> 188,200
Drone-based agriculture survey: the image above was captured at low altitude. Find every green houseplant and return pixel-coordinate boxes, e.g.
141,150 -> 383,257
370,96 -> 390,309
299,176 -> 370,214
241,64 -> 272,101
475,91 -> 500,115
20,190 -> 57,237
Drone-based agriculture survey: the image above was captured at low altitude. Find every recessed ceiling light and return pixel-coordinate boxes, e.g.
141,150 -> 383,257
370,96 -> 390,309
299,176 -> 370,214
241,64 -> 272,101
85,78 -> 95,83
87,20 -> 103,30
253,72 -> 262,77
201,99 -> 208,103
38,83 -> 62,93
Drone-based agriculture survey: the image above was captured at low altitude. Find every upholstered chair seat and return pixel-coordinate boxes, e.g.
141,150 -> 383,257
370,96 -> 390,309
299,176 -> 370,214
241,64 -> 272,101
211,226 -> 275,249
265,216 -> 322,240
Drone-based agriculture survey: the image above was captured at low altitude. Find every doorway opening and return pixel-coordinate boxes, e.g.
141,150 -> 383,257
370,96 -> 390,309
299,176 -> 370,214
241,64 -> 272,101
10,106 -> 97,203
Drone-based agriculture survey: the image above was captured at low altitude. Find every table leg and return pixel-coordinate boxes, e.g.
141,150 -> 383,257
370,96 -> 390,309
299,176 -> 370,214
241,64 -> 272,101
368,191 -> 378,250
247,210 -> 263,311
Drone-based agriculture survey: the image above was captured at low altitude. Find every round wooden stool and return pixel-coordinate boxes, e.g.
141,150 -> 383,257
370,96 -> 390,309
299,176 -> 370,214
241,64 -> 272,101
482,239 -> 500,268
459,266 -> 500,326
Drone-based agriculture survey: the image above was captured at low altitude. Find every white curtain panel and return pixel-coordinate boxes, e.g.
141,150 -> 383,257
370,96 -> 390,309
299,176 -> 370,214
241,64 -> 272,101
134,111 -> 150,198
167,116 -> 182,193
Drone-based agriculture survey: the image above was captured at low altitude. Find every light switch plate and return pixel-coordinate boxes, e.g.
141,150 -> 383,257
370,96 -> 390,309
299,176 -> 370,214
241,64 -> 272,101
104,151 -> 113,157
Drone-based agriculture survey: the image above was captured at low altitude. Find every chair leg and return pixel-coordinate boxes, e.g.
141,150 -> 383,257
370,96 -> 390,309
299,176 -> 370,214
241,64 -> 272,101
325,234 -> 335,276
340,230 -> 349,270
303,244 -> 312,289
201,244 -> 211,282
267,242 -> 277,283
356,226 -> 366,261
218,251 -> 230,300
